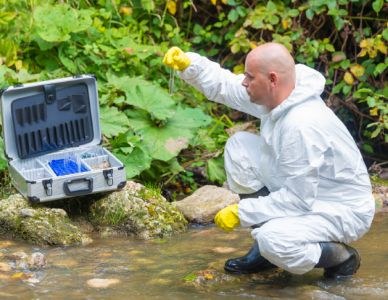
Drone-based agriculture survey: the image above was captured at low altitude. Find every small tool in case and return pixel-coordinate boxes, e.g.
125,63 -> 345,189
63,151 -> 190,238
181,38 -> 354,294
0,75 -> 126,202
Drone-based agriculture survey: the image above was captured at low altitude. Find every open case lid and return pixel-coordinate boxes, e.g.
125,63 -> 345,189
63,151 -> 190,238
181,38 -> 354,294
0,75 -> 101,161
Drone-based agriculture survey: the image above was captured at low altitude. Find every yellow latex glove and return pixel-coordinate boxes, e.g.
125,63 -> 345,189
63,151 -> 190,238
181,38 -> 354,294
162,47 -> 191,71
214,204 -> 240,232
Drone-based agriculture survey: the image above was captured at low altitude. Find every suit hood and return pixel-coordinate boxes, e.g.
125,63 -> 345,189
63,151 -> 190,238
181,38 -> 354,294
270,64 -> 326,121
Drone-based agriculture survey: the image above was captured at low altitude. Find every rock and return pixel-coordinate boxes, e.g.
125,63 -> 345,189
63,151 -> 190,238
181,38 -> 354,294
174,185 -> 239,223
89,181 -> 188,239
19,208 -> 36,218
184,268 -> 240,287
0,262 -> 12,272
212,247 -> 238,254
28,252 -> 46,269
1,180 -> 188,244
4,251 -> 46,271
86,278 -> 120,288
225,121 -> 259,136
373,184 -> 388,213
0,194 -> 88,246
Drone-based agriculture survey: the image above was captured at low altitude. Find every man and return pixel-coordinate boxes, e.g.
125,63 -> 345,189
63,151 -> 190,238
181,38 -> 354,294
163,43 -> 375,278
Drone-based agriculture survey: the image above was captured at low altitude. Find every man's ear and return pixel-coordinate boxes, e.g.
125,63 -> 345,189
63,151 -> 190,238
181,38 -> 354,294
269,72 -> 278,84
269,72 -> 277,86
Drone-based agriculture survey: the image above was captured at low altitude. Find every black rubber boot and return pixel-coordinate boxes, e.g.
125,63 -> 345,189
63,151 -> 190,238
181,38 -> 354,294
224,241 -> 277,274
316,242 -> 361,279
239,186 -> 270,200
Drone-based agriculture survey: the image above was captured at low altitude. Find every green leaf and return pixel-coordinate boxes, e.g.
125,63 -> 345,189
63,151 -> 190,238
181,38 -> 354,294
269,15 -> 280,25
112,37 -> 159,60
353,88 -> 372,99
366,96 -> 376,108
127,107 -> 211,161
140,0 -> 155,12
342,84 -> 352,96
362,143 -> 374,154
113,146 -> 152,179
332,82 -> 345,94
372,0 -> 383,13
370,126 -> 381,139
58,46 -> 77,73
383,28 -> 388,41
333,16 -> 345,30
374,63 -> 387,76
266,1 -> 277,12
183,273 -> 197,282
206,157 -> 226,184
325,44 -> 335,52
107,74 -> 176,121
306,9 -> 314,20
340,59 -> 350,69
227,9 -> 239,22
236,6 -> 247,17
33,4 -> 92,42
100,106 -> 131,138
0,137 -> 8,171
288,9 -> 300,17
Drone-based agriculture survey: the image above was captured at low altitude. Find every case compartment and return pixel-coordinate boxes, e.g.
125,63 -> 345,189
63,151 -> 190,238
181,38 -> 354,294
22,168 -> 52,181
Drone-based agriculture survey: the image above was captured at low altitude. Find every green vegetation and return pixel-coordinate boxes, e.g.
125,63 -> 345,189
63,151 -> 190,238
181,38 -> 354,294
0,0 -> 386,198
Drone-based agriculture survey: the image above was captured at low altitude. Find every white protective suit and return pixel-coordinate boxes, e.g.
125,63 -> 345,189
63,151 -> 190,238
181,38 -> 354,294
179,52 -> 375,274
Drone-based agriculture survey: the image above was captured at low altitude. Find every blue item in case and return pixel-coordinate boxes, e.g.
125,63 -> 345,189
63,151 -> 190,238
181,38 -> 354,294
49,158 -> 89,176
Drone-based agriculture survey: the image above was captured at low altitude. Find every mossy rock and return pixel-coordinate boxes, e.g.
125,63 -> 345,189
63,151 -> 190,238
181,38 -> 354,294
0,194 -> 89,246
89,181 -> 188,239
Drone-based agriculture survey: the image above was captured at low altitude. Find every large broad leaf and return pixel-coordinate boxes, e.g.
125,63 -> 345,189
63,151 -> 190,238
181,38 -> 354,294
111,36 -> 159,60
33,4 -> 92,42
113,146 -> 152,179
100,106 -> 131,138
132,0 -> 155,12
127,106 -> 211,161
110,132 -> 152,178
107,74 -> 175,121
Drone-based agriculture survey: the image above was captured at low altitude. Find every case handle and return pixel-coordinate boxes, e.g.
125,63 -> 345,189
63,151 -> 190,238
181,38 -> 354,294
63,177 -> 93,196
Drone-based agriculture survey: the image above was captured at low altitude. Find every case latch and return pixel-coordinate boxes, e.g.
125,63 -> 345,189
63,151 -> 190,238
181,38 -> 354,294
103,169 -> 113,186
43,84 -> 56,104
42,179 -> 53,196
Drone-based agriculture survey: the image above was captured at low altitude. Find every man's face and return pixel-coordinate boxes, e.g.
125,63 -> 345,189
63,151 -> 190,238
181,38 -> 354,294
242,59 -> 270,106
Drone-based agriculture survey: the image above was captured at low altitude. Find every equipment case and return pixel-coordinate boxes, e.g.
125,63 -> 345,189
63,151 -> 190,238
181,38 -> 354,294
0,75 -> 126,202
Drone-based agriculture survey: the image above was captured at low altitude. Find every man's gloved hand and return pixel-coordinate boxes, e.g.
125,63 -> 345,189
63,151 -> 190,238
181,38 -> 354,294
162,47 -> 191,71
214,204 -> 240,232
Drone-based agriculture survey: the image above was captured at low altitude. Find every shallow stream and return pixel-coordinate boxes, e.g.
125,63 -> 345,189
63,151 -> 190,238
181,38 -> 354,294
1,213 -> 388,299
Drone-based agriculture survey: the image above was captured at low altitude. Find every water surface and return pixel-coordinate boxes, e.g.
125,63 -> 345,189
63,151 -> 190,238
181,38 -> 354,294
1,213 -> 388,299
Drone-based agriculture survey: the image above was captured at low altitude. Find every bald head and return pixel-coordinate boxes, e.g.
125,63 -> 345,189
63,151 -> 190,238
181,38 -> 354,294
242,42 -> 296,109
247,42 -> 295,80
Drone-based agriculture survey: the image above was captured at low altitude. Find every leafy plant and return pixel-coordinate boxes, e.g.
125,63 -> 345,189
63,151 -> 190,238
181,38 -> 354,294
0,0 -> 386,194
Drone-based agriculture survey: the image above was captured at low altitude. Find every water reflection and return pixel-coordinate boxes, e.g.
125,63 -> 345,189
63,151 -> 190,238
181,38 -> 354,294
1,214 -> 388,299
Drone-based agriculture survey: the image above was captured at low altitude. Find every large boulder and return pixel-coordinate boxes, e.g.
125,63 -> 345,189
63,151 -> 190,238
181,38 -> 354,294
0,181 -> 188,244
89,181 -> 188,239
0,194 -> 89,246
174,185 -> 239,224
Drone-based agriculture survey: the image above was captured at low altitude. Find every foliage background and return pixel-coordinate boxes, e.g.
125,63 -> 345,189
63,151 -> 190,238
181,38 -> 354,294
0,0 -> 387,199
